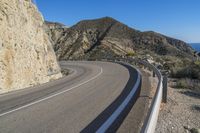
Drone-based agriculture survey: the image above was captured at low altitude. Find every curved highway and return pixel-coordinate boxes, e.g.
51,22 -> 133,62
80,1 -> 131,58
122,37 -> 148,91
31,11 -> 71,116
0,61 -> 140,133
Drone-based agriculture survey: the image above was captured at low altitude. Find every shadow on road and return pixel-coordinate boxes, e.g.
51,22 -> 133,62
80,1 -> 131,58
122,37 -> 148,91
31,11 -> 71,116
81,63 -> 141,133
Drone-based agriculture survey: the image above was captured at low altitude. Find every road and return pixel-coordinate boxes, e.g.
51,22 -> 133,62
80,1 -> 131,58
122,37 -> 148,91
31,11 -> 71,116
0,61 -> 140,133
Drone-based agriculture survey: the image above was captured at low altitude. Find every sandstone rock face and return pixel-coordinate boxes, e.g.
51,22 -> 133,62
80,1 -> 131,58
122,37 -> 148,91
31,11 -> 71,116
0,0 -> 62,91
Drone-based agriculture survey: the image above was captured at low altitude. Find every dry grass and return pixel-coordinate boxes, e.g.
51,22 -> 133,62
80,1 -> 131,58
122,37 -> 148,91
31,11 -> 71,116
172,78 -> 200,91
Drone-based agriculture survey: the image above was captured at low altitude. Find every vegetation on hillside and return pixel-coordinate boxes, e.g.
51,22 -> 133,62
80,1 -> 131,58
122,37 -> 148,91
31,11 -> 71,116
149,54 -> 200,91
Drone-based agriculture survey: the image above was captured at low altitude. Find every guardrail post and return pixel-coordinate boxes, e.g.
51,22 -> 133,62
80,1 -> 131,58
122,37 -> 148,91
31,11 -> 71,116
162,76 -> 168,103
153,71 -> 155,77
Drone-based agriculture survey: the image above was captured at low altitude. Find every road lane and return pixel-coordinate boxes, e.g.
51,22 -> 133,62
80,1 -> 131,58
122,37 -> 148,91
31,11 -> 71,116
0,62 -> 102,115
0,61 -> 139,133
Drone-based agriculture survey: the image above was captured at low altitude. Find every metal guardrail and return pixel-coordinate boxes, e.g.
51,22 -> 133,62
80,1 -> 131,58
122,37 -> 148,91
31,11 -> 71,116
137,59 -> 163,133
98,57 -> 164,133
74,57 -> 165,133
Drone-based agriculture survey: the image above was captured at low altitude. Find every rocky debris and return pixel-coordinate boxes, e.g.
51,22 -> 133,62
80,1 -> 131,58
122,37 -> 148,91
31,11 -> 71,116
61,68 -> 69,76
0,0 -> 62,92
155,86 -> 200,133
45,17 -> 195,60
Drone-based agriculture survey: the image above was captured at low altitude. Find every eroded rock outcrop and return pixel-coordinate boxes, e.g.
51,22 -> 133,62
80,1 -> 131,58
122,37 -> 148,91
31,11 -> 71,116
0,0 -> 62,91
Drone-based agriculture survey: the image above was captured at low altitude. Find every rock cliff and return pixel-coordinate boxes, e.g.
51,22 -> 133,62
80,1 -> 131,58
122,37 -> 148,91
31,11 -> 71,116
0,0 -> 62,91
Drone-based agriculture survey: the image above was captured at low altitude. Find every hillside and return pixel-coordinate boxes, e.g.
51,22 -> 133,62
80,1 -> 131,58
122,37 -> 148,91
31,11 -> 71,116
45,17 -> 195,60
0,0 -> 62,91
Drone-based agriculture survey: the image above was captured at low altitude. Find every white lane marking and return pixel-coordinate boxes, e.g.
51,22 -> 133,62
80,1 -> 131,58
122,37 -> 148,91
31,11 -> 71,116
96,70 -> 141,133
0,67 -> 103,117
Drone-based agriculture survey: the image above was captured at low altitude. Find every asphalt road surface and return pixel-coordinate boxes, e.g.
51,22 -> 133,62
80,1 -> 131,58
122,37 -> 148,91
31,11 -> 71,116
0,61 -> 140,133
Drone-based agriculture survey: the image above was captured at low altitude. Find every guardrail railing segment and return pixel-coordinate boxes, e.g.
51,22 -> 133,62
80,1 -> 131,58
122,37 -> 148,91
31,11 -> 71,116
99,57 -> 164,133
137,59 -> 163,133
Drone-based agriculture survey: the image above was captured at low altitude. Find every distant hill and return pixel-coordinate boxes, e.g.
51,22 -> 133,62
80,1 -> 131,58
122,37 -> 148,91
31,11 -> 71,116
45,17 -> 195,60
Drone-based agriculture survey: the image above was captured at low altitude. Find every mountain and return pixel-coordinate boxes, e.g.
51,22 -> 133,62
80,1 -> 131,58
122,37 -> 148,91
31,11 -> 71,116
45,17 -> 195,60
0,0 -> 62,91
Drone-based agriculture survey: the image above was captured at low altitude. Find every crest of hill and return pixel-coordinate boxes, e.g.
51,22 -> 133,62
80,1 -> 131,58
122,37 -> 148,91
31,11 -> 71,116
71,17 -> 140,39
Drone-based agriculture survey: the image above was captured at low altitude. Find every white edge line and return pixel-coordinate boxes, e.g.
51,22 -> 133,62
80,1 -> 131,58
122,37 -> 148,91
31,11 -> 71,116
96,68 -> 141,133
0,67 -> 103,117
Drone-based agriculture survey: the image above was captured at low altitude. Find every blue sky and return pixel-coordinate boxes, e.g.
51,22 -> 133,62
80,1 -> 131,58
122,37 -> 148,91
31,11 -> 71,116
36,0 -> 200,43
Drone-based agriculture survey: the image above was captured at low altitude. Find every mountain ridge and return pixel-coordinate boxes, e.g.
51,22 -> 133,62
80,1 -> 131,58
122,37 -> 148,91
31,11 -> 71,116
45,17 -> 195,60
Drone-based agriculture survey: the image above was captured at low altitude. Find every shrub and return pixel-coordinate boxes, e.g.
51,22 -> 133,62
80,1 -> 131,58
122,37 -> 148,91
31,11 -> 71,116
173,78 -> 200,91
170,62 -> 200,80
194,61 -> 200,66
126,51 -> 135,57
175,79 -> 189,89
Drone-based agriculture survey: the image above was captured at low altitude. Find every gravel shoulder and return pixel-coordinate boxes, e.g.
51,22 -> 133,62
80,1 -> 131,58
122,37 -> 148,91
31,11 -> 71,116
156,84 -> 200,133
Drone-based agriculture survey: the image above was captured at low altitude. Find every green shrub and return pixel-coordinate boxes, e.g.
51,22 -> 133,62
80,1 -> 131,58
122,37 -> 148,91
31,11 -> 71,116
194,61 -> 200,66
126,51 -> 135,57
